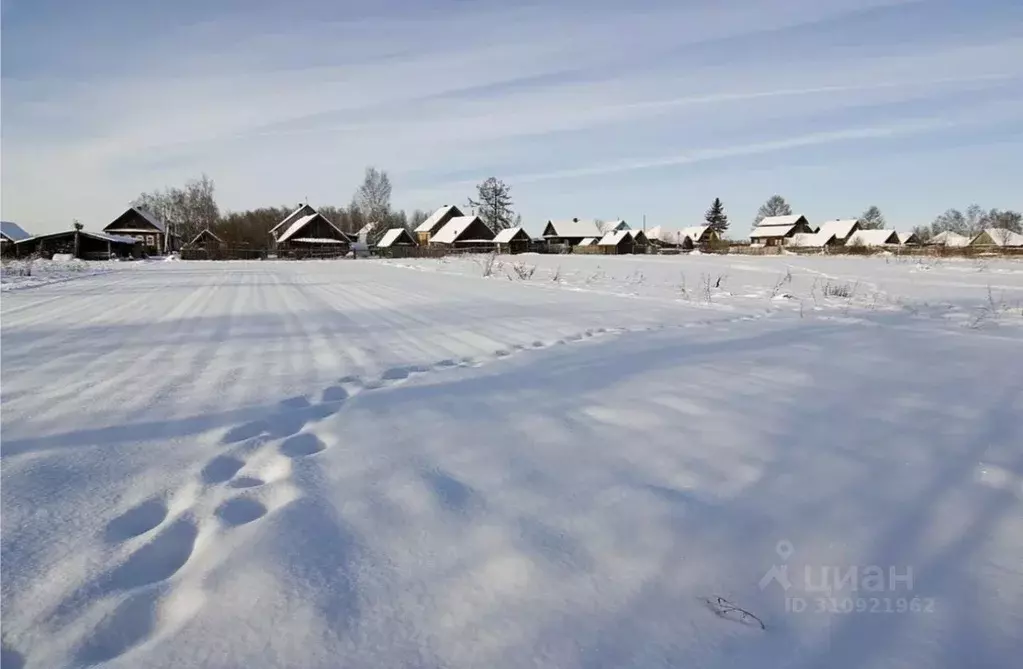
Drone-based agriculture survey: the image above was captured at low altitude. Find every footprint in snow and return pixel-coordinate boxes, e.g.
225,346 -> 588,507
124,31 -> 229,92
228,476 -> 265,489
280,433 -> 327,458
215,498 -> 267,527
74,588 -> 161,665
321,385 -> 349,403
101,518 -> 198,592
104,499 -> 168,543
200,455 -> 245,485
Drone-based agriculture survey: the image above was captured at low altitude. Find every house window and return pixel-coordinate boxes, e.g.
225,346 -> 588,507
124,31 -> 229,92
146,235 -> 155,246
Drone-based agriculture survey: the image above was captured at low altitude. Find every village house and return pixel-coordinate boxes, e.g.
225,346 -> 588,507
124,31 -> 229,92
679,225 -> 719,246
846,229 -> 900,247
493,226 -> 531,254
927,231 -> 971,247
816,219 -> 861,245
274,207 -> 351,257
597,229 -> 639,255
1,221 -> 32,256
270,204 -> 317,246
970,228 -> 1023,248
187,228 -> 225,252
375,228 -> 418,257
415,205 -> 464,244
749,215 -> 814,246
897,231 -> 922,245
103,206 -> 178,255
788,231 -> 838,249
542,219 -> 605,246
428,215 -> 495,249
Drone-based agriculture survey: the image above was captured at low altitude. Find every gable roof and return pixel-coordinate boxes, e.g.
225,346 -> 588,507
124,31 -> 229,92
598,230 -> 632,246
680,225 -> 712,241
577,237 -> 598,247
277,213 -> 350,243
415,205 -> 464,234
625,229 -> 648,243
544,219 -> 603,238
644,226 -> 686,244
973,228 -> 1023,247
600,220 -> 630,232
493,226 -> 529,244
271,204 -> 317,235
751,223 -> 796,238
896,231 -> 920,245
929,230 -> 971,247
105,206 -> 168,234
847,229 -> 899,247
377,228 -> 417,248
788,231 -> 836,247
818,219 -> 860,240
189,228 -> 223,246
430,215 -> 492,244
757,215 -> 806,228
0,221 -> 31,242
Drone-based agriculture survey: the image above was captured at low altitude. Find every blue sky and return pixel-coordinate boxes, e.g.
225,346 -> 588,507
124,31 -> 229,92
2,0 -> 1022,235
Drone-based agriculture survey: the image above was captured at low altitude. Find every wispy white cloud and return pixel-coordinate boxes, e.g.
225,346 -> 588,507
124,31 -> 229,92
2,0 -> 1022,230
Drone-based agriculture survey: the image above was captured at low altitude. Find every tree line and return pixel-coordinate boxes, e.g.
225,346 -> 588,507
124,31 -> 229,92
130,171 -> 1020,249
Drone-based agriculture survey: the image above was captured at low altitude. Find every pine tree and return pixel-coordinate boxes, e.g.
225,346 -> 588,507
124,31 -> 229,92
468,177 -> 516,230
704,198 -> 729,234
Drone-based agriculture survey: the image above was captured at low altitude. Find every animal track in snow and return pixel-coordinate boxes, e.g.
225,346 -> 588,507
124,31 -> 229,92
73,588 -> 160,665
101,518 -> 198,592
215,498 -> 268,527
280,433 -> 327,458
200,455 -> 245,484
104,499 -> 168,543
228,476 -> 265,489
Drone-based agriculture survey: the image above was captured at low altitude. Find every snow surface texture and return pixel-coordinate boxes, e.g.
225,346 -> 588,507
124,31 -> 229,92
1,258 -> 125,292
2,255 -> 1022,669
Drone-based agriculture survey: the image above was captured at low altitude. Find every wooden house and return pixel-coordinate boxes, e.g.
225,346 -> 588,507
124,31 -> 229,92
275,209 -> 351,257
626,229 -> 649,253
415,205 -> 464,244
846,229 -> 900,247
376,228 -> 418,257
680,225 -> 719,246
103,206 -> 177,255
927,231 -> 970,247
897,231 -> 921,246
187,228 -> 225,251
970,228 -> 1023,248
597,230 -> 636,255
493,226 -> 531,254
816,219 -> 861,245
270,204 -> 317,246
788,231 -> 837,249
750,215 -> 814,246
1,221 -> 32,256
428,215 -> 495,249
542,218 -> 604,246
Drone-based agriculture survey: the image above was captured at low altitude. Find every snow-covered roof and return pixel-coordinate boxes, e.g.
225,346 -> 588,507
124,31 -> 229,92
598,230 -> 631,246
600,220 -> 630,232
271,204 -> 316,235
16,229 -> 139,245
277,213 -> 349,243
757,215 -> 804,228
577,237 -> 598,247
896,231 -> 920,244
545,219 -> 603,238
974,228 -> 1023,247
357,221 -> 377,236
788,231 -> 835,247
625,229 -> 648,242
415,205 -> 463,233
818,219 -> 860,240
680,225 -> 712,241
289,237 -> 348,244
644,226 -> 685,244
493,226 -> 527,243
929,231 -> 971,247
105,207 -> 168,234
377,228 -> 416,248
189,228 -> 223,245
751,224 -> 796,238
847,229 -> 899,247
430,216 -> 490,244
0,221 -> 31,242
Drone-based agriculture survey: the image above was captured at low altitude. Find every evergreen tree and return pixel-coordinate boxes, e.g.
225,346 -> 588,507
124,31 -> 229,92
704,197 -> 729,234
468,177 -> 516,230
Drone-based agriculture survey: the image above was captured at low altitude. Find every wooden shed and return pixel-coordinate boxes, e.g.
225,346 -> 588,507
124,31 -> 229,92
493,226 -> 531,254
376,228 -> 418,257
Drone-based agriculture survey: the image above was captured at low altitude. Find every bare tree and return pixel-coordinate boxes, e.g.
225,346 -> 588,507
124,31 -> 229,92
859,205 -> 885,230
132,173 -> 219,242
468,177 -> 516,230
354,167 -> 392,222
754,195 -> 792,225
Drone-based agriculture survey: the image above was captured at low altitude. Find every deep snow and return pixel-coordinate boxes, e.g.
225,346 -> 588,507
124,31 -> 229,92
1,255 -> 1021,669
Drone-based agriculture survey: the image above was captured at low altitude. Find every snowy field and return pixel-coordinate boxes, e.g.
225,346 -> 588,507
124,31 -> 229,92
2,255 -> 1021,669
